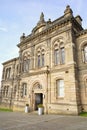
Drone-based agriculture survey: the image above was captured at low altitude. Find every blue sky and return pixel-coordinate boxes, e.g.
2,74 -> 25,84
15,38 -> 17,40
0,0 -> 87,84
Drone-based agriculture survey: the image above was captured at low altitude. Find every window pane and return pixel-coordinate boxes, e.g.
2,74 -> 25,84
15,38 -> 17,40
5,68 -> 11,79
84,46 -> 87,62
54,49 -> 59,65
26,59 -> 30,71
38,55 -> 40,67
22,83 -> 27,97
23,59 -> 30,72
61,48 -> 65,64
42,54 -> 44,66
24,60 -> 26,72
57,80 -> 64,97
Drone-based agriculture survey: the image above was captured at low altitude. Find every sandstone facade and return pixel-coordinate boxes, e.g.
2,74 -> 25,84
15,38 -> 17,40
0,6 -> 87,115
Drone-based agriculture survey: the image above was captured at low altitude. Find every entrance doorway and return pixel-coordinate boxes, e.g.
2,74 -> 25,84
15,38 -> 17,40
35,93 -> 43,110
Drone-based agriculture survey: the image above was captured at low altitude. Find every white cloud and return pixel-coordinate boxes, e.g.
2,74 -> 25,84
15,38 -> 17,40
0,27 -> 8,32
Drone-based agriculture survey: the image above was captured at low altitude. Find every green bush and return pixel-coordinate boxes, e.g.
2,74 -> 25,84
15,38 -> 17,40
79,112 -> 87,117
26,104 -> 29,106
0,108 -> 13,112
38,104 -> 44,108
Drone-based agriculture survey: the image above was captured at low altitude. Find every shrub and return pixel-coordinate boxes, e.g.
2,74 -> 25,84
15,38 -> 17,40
26,104 -> 29,106
38,104 -> 44,108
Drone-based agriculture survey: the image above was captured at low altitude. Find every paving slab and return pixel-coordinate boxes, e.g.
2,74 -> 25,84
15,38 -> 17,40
0,112 -> 87,130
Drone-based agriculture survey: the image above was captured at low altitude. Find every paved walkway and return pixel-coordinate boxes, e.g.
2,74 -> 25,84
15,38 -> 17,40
0,112 -> 87,130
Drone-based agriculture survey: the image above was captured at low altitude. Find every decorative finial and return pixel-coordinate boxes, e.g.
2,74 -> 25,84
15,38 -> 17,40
64,5 -> 73,17
23,33 -> 25,37
40,12 -> 45,22
20,33 -> 25,42
37,12 -> 45,26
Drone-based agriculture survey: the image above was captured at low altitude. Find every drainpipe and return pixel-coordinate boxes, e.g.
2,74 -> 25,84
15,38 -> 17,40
46,65 -> 49,114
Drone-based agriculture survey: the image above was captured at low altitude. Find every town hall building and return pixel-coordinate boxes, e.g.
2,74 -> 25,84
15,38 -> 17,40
0,5 -> 87,115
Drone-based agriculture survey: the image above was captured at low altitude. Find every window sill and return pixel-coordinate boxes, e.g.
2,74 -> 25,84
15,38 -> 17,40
56,97 -> 64,100
54,63 -> 65,66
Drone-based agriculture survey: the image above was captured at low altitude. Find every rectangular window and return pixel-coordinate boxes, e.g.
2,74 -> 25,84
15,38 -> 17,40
61,47 -> 65,64
54,49 -> 59,65
23,83 -> 27,96
57,79 -> 64,97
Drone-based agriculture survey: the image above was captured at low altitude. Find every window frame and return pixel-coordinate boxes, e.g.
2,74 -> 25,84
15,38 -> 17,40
21,83 -> 27,97
41,53 -> 44,67
56,79 -> 65,98
37,55 -> 41,67
84,45 -> 87,63
23,58 -> 30,72
37,49 -> 45,68
60,47 -> 65,64
54,43 -> 65,66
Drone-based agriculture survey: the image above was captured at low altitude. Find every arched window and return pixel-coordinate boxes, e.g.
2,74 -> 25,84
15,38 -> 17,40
21,83 -> 27,97
3,86 -> 5,97
4,86 -> 9,97
14,85 -> 17,98
84,78 -> 87,95
16,64 -> 19,74
23,52 -> 30,72
56,79 -> 64,98
41,49 -> 45,67
54,42 -> 65,65
23,59 -> 30,72
84,45 -> 87,63
37,55 -> 40,67
54,49 -> 59,65
60,47 -> 65,64
5,67 -> 11,79
37,48 -> 45,68
42,54 -> 44,67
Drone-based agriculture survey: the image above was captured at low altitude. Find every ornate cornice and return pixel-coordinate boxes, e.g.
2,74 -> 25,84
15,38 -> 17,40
76,29 -> 87,37
2,57 -> 19,65
17,15 -> 74,48
20,69 -> 49,78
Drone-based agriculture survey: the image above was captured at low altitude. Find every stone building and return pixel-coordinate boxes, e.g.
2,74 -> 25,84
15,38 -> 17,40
0,5 -> 87,115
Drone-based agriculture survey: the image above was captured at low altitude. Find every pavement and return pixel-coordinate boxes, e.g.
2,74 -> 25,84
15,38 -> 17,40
0,111 -> 87,130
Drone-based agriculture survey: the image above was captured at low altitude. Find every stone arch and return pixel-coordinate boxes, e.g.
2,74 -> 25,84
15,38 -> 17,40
52,36 -> 65,49
79,40 -> 87,50
32,82 -> 43,91
23,51 -> 31,58
52,37 -> 65,65
29,80 -> 42,92
83,75 -> 87,86
29,80 -> 44,111
34,44 -> 46,67
35,44 -> 46,55
79,41 -> 87,63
